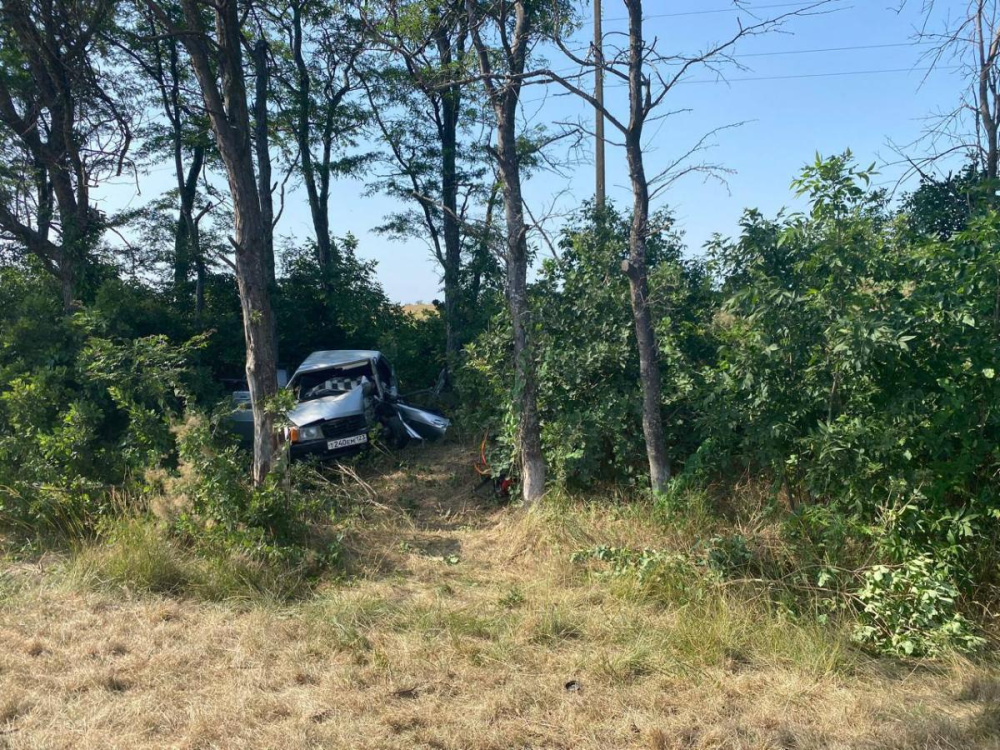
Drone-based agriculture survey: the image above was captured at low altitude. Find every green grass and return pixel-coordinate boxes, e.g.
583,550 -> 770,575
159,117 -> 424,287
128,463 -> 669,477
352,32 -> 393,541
65,518 -> 312,603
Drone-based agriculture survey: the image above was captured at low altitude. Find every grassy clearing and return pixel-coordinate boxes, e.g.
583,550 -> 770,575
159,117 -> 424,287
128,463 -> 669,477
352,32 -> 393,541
1,442 -> 999,749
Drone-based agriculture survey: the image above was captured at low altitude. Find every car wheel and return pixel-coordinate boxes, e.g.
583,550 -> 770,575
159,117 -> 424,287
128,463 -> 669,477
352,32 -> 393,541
385,416 -> 410,449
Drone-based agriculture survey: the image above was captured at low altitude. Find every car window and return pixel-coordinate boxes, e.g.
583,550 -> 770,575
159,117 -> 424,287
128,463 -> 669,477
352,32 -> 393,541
296,362 -> 374,401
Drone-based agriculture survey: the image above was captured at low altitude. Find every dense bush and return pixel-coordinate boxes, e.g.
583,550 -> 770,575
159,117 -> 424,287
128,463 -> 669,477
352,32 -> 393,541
702,155 -> 1000,519
275,237 -> 411,372
691,156 -> 1000,652
697,156 -> 1000,639
164,415 -> 341,565
854,554 -> 985,656
461,205 -> 714,486
0,270 -> 204,535
0,255 -> 375,560
461,155 -> 1000,654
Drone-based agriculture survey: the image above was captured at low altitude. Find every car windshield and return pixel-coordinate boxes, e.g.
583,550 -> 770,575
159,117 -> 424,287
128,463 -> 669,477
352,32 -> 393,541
294,362 -> 374,401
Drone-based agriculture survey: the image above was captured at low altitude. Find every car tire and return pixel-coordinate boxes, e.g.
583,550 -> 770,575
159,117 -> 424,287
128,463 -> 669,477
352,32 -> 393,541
385,415 -> 410,450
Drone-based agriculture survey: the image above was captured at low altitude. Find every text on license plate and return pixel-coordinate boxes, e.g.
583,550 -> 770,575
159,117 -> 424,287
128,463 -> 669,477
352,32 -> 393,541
327,434 -> 368,451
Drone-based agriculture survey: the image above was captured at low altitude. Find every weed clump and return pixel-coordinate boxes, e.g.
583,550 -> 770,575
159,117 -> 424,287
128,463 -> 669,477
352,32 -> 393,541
66,517 -> 315,602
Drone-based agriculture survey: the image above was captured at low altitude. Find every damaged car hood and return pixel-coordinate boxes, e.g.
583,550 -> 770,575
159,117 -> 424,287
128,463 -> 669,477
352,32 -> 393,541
286,387 -> 365,427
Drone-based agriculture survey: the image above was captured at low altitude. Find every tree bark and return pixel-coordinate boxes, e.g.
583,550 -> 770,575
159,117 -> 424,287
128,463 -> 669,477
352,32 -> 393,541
195,255 -> 206,319
624,0 -> 670,493
974,3 -> 1000,181
151,0 -> 279,485
291,0 -> 332,271
467,0 -> 546,504
496,113 -> 546,504
253,37 -> 280,368
59,259 -> 76,313
435,17 -> 463,365
253,39 -> 276,287
173,143 -> 205,292
979,59 -> 999,180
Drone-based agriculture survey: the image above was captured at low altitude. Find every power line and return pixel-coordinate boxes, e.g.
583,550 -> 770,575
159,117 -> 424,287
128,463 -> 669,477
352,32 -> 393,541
578,1 -> 849,24
544,40 -> 933,80
680,64 -> 958,84
740,41 -> 931,57
520,64 -> 959,106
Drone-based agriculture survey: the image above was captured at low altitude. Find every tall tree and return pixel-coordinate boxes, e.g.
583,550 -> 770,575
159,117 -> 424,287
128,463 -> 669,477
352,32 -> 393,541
545,0 -> 830,493
145,0 -> 279,485
0,0 -> 132,312
361,0 -> 486,366
273,0 -> 366,277
465,0 -> 558,504
898,1 -> 1000,181
114,3 -> 215,314
252,38 -> 277,288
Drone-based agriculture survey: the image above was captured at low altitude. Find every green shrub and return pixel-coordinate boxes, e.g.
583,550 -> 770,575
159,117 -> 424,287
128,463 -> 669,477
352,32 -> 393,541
572,544 -> 707,604
702,533 -> 753,576
461,204 -> 715,487
169,415 -> 339,566
0,295 -> 206,536
698,154 -> 1000,649
854,554 -> 985,656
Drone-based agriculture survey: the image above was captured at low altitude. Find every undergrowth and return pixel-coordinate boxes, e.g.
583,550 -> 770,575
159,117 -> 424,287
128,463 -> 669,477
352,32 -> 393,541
65,517 -> 317,602
563,478 -> 990,661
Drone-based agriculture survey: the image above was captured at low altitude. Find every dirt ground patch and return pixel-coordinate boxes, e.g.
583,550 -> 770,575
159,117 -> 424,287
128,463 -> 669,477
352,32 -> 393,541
1,442 -> 998,749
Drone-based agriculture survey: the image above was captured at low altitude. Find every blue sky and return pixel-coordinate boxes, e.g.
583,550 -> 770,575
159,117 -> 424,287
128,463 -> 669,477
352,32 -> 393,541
100,0 -> 967,303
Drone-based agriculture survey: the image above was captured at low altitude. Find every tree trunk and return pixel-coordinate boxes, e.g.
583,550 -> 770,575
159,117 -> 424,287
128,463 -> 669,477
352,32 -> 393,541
440,93 -> 461,365
978,53 -> 999,181
625,0 -> 669,493
195,255 -> 206,320
253,39 -> 276,286
59,255 -> 76,313
173,143 -> 205,294
158,0 -> 279,485
624,174 -> 670,493
436,23 -> 463,365
495,101 -> 546,504
467,0 -> 545,504
253,37 -> 280,371
291,1 -> 331,271
233,217 -> 279,486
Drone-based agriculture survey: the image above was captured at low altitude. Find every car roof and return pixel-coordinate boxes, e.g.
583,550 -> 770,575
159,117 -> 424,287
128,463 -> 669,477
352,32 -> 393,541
294,350 -> 382,374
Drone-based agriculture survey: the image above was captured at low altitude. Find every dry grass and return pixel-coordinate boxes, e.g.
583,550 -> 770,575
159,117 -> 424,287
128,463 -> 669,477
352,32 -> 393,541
402,303 -> 439,320
1,442 -> 999,749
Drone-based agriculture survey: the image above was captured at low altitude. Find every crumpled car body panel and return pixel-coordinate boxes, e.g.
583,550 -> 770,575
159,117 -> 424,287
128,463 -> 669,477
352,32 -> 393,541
394,402 -> 451,440
286,387 -> 365,427
225,350 -> 450,460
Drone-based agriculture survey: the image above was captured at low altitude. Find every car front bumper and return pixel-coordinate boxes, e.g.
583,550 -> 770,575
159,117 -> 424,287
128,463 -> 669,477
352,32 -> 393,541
289,432 -> 370,461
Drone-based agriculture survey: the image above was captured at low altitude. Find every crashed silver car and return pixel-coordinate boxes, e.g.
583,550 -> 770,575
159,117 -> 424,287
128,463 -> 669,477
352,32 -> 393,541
279,350 -> 449,460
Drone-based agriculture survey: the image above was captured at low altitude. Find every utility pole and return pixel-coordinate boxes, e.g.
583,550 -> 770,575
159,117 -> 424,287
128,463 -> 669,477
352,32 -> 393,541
594,0 -> 606,208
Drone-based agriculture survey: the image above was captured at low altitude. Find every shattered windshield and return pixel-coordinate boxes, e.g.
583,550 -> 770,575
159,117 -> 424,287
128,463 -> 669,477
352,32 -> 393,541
294,362 -> 374,402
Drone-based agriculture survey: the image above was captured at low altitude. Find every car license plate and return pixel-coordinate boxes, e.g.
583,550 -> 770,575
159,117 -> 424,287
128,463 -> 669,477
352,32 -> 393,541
327,434 -> 368,451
